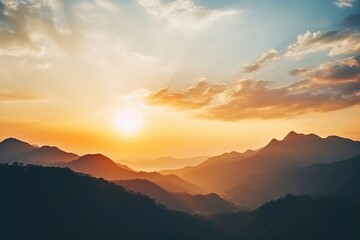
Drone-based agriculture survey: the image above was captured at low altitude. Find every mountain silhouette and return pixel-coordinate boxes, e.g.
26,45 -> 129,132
0,138 -> 78,164
0,138 -> 204,194
160,150 -> 256,179
116,179 -> 237,213
18,146 -> 78,164
60,153 -> 205,194
120,156 -> 208,171
0,163 -> 222,240
61,154 -> 134,178
0,138 -> 37,162
168,132 -> 360,191
2,164 -> 359,240
225,153 -> 360,208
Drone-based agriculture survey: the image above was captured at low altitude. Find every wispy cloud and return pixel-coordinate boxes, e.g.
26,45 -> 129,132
242,28 -> 360,72
243,49 -> 280,73
0,0 -> 69,56
138,0 -> 238,31
147,56 -> 360,121
334,0 -> 355,8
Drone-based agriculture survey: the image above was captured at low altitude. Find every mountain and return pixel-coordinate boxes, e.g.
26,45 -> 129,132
0,164 -> 222,240
0,138 -> 78,164
60,154 -> 205,194
116,162 -> 136,172
160,150 -> 256,177
62,154 -> 134,178
168,132 -> 360,191
225,153 -> 360,208
211,194 -> 360,240
17,146 -> 78,164
119,156 -> 208,172
0,138 -> 37,162
0,138 -> 204,194
115,179 -> 237,213
2,164 -> 359,240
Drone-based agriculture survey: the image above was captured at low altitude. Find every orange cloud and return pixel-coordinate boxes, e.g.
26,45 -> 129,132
147,57 -> 360,121
147,80 -> 225,109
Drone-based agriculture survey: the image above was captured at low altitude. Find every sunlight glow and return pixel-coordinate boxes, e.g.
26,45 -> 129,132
115,110 -> 143,136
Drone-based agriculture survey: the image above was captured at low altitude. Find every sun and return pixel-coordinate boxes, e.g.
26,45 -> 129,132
115,110 -> 143,136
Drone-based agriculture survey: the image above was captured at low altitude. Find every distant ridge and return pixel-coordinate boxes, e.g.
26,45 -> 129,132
0,138 -> 205,194
0,138 -> 37,161
116,179 -> 237,213
225,153 -> 360,208
59,153 -> 205,194
0,138 -> 78,164
162,132 -> 360,191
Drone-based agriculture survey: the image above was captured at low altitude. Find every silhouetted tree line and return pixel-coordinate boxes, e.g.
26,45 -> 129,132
0,163 -> 222,240
1,163 -> 360,240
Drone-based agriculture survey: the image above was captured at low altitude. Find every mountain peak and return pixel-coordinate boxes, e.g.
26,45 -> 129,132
286,130 -> 298,137
282,131 -> 321,142
0,137 -> 36,150
80,153 -> 111,161
283,131 -> 302,140
1,137 -> 29,145
40,145 -> 61,150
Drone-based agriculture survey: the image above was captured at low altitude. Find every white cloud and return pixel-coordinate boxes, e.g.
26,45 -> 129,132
138,0 -> 238,31
285,31 -> 360,58
334,0 -> 355,8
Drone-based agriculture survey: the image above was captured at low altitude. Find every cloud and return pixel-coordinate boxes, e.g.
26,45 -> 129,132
147,80 -> 226,109
0,0 -> 125,57
138,0 -> 238,31
285,31 -> 360,58
243,49 -> 280,73
146,57 -> 360,121
0,0 -> 67,56
289,56 -> 360,81
334,0 -> 355,8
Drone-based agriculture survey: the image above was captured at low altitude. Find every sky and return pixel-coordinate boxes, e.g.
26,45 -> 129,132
0,0 -> 359,160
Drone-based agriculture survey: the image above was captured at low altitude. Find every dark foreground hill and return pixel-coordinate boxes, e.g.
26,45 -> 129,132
1,164 -> 360,240
211,194 -> 360,240
0,164 -> 222,240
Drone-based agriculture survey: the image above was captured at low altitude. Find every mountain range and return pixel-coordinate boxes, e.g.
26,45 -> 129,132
0,164 -> 221,240
225,153 -> 360,208
1,163 -> 359,240
119,156 -> 209,171
162,131 -> 360,193
0,137 -> 236,213
0,138 -> 78,164
1,131 -> 360,212
116,179 -> 237,213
